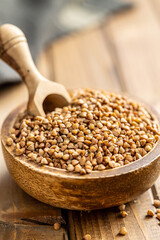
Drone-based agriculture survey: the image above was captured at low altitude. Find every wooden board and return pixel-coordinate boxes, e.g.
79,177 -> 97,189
106,0 -> 160,104
38,27 -> 121,91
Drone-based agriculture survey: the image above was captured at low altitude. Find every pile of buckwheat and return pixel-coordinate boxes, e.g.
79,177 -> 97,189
6,89 -> 160,175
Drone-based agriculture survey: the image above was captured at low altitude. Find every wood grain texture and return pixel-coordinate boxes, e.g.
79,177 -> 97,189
106,0 -> 160,104
0,223 -> 67,240
38,27 -> 121,91
129,190 -> 160,240
68,198 -> 153,240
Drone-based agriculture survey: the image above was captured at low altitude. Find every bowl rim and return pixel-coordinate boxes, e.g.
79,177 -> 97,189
1,101 -> 160,180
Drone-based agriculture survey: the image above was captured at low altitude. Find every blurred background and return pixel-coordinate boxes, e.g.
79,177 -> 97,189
0,0 -> 131,85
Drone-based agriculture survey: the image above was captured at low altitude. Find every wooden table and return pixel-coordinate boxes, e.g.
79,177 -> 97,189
1,0 -> 160,239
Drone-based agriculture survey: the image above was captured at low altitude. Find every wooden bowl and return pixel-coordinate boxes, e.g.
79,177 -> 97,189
1,104 -> 160,210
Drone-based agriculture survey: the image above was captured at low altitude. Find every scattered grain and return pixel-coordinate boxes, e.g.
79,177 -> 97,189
53,222 -> 61,230
157,213 -> 160,220
154,200 -> 160,208
121,211 -> 128,218
119,204 -> 126,211
83,234 -> 91,240
147,209 -> 154,217
119,227 -> 127,235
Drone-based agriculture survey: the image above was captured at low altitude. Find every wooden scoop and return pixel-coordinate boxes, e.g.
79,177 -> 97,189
0,24 -> 71,116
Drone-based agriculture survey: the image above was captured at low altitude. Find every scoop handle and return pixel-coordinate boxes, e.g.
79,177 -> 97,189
0,24 -> 40,90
